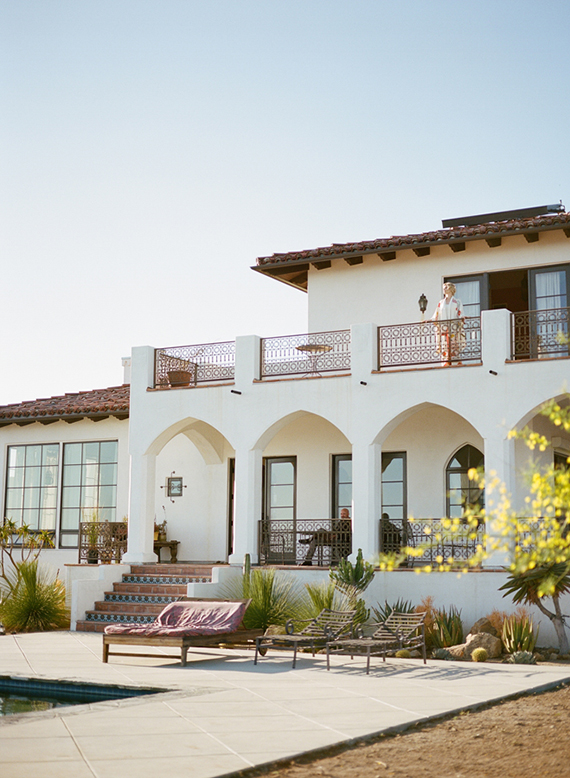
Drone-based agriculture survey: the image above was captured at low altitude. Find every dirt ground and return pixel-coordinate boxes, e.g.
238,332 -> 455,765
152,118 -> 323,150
243,680 -> 570,778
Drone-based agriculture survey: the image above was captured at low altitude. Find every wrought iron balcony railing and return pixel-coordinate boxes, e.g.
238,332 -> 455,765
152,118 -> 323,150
379,517 -> 484,568
154,341 -> 236,388
258,519 -> 352,566
261,330 -> 351,379
511,307 -> 570,360
378,317 -> 481,370
78,521 -> 128,564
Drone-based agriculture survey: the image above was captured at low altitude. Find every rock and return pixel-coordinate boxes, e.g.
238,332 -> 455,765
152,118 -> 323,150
409,650 -> 422,658
446,632 -> 502,660
264,624 -> 286,636
468,618 -> 498,638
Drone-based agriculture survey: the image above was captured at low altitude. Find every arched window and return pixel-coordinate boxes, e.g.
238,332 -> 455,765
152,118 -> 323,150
446,445 -> 484,519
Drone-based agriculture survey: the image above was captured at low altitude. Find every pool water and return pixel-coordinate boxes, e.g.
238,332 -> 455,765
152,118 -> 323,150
0,676 -> 160,717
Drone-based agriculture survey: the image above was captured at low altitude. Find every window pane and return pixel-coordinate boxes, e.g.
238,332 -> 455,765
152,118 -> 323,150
383,506 -> 404,520
338,483 -> 352,508
64,443 -> 82,465
99,485 -> 116,508
39,509 -> 56,530
62,487 -> 81,508
61,508 -> 80,530
100,441 -> 118,464
60,532 -> 78,547
382,481 -> 403,506
6,489 -> 23,510
270,484 -> 294,508
82,464 -> 99,487
41,489 -> 58,510
41,465 -> 58,487
22,509 -> 39,529
83,442 -> 100,464
448,472 -> 462,488
25,446 -> 41,467
6,508 -> 22,523
382,455 -> 403,480
63,465 -> 81,486
24,488 -> 40,510
535,270 -> 567,309
25,468 -> 41,488
7,468 -> 23,488
97,507 -> 115,522
269,507 -> 294,520
82,487 -> 98,508
270,462 -> 294,485
8,447 -> 26,468
42,445 -> 59,466
99,464 -> 117,486
337,459 -> 352,483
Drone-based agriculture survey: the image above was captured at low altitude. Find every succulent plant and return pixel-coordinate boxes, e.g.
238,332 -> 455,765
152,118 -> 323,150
432,647 -> 453,661
471,647 -> 488,662
508,650 -> 537,664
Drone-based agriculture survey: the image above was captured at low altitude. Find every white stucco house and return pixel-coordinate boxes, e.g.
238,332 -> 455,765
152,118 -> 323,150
2,204 -> 569,638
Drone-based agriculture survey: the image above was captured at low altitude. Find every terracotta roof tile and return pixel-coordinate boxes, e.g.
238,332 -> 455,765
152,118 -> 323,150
0,385 -> 130,425
256,212 -> 570,266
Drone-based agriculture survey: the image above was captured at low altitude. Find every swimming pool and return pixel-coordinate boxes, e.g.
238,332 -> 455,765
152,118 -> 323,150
0,676 -> 160,717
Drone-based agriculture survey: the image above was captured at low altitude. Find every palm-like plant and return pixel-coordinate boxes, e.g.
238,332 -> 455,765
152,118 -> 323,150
0,560 -> 69,633
499,563 -> 570,653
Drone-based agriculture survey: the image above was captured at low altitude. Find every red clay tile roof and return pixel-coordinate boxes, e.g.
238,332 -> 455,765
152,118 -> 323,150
256,211 -> 570,266
0,385 -> 130,426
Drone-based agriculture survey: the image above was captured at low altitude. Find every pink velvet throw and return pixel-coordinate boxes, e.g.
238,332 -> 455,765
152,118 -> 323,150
104,599 -> 251,636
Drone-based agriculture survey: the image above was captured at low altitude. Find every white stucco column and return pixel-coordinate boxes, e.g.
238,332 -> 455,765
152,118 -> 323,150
350,323 -> 377,384
235,334 -> 261,388
228,446 -> 263,565
481,308 -> 511,368
351,441 -> 381,563
482,433 -> 516,567
122,452 -> 157,564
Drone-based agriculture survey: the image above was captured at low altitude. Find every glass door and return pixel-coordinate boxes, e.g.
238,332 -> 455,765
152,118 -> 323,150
529,266 -> 570,357
263,457 -> 296,562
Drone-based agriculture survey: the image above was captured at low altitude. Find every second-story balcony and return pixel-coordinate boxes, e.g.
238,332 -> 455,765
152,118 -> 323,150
378,317 -> 482,370
261,330 -> 351,379
155,341 -> 236,388
511,307 -> 570,360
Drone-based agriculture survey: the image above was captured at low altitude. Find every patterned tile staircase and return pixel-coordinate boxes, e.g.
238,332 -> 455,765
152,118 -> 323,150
75,564 -> 214,633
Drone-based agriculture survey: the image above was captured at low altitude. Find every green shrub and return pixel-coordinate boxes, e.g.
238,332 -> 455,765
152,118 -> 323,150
502,613 -> 539,654
222,568 -> 303,631
508,650 -> 537,665
0,561 -> 69,633
471,647 -> 488,662
300,581 -> 369,626
329,549 -> 375,593
432,647 -> 453,660
430,606 -> 464,649
372,598 -> 415,623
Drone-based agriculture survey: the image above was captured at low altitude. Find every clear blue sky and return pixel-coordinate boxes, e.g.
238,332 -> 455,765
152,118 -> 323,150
1,0 -> 569,405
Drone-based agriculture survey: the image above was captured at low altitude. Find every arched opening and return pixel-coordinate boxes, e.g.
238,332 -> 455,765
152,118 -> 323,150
445,444 -> 484,519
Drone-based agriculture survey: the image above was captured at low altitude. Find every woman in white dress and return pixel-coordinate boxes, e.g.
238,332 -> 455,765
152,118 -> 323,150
431,282 -> 466,365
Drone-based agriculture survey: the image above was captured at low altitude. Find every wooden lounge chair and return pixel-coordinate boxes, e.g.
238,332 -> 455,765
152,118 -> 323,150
254,608 -> 356,668
326,611 -> 427,674
102,598 -> 262,666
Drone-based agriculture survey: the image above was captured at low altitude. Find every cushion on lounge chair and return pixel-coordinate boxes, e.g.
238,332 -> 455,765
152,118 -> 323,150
104,599 -> 250,636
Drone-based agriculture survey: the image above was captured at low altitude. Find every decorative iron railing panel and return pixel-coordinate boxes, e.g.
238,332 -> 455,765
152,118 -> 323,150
378,317 -> 481,369
379,518 -> 484,567
154,341 -> 236,388
78,521 -> 128,564
511,307 -> 570,361
258,519 -> 352,566
261,330 -> 351,378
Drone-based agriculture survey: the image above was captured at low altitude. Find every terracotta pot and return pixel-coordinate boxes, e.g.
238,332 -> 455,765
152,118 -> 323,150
168,370 -> 193,387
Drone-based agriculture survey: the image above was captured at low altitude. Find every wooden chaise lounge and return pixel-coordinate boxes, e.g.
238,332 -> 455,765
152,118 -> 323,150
102,598 -> 261,666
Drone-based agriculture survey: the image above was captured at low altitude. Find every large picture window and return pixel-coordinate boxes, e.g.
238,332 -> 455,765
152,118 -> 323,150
446,445 -> 484,519
5,444 -> 59,532
60,440 -> 118,548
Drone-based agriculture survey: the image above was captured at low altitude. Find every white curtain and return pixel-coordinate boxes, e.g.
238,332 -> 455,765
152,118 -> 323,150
535,271 -> 566,310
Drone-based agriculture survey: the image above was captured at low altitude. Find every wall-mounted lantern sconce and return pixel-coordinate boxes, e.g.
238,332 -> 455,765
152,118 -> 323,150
418,293 -> 428,315
160,471 -> 186,502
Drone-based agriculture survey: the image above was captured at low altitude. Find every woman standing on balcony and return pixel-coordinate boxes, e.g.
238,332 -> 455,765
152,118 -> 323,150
431,282 -> 466,365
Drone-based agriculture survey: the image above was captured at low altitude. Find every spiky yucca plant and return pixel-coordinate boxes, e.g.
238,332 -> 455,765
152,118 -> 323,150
502,613 -> 539,654
221,568 -> 303,631
372,598 -> 415,623
430,606 -> 464,649
0,561 -> 69,633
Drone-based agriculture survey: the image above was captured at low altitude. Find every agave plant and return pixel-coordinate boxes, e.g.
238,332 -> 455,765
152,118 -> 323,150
221,567 -> 303,631
508,650 -> 537,665
0,560 -> 69,633
372,598 -> 415,623
430,606 -> 464,649
502,613 -> 539,654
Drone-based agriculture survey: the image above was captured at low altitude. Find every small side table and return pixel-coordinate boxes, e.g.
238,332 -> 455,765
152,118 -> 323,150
154,540 -> 180,563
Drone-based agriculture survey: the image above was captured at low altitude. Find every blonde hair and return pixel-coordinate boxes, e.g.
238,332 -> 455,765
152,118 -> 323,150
443,281 -> 456,295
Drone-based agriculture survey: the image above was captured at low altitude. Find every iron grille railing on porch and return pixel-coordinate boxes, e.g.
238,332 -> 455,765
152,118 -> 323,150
510,307 -> 570,360
258,519 -> 352,566
78,521 -> 128,564
154,341 -> 236,388
378,317 -> 481,370
379,517 -> 484,568
260,330 -> 351,379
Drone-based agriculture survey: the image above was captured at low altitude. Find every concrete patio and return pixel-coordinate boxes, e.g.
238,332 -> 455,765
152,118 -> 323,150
1,630 -> 569,778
